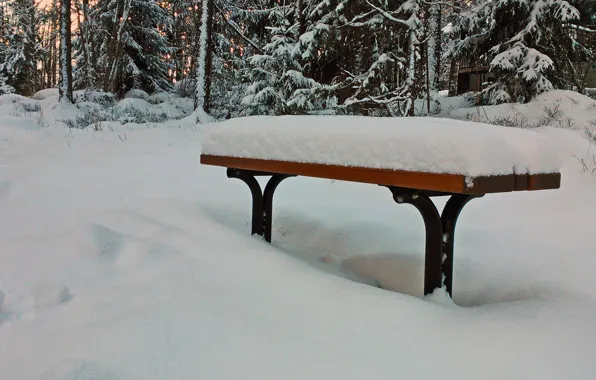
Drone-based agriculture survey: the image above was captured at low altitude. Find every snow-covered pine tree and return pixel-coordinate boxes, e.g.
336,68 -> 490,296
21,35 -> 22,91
242,3 -> 321,115
86,0 -> 173,95
0,0 -> 14,94
331,0 -> 425,116
451,0 -> 587,103
162,0 -> 195,83
73,0 -> 97,90
203,0 -> 255,118
0,72 -> 13,95
0,0 -> 43,95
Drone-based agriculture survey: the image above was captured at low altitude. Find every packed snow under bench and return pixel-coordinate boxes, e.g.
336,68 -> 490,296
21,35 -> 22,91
200,115 -> 561,299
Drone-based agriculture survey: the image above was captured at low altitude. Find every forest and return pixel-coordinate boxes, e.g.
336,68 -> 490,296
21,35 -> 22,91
2,2 -> 596,378
0,0 -> 594,121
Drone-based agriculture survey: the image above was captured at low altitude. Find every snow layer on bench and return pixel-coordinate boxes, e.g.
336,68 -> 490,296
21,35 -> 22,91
201,115 -> 561,176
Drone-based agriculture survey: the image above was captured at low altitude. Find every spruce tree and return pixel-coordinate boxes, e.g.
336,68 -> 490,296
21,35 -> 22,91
0,0 -> 42,96
242,5 -> 319,115
452,0 -> 588,103
86,0 -> 173,95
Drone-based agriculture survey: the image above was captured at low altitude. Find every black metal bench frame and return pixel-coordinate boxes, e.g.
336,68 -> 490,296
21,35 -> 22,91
226,167 -> 481,297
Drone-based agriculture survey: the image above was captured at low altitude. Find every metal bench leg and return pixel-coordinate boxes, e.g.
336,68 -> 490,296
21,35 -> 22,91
227,168 -> 264,237
227,168 -> 293,243
441,194 -> 482,297
389,187 -> 443,295
263,175 -> 294,243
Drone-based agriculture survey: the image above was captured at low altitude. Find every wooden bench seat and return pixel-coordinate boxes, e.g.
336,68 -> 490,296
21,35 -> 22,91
201,155 -> 560,195
200,115 -> 562,300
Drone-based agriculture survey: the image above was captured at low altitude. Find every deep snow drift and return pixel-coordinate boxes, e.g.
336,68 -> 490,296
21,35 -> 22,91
1,92 -> 596,380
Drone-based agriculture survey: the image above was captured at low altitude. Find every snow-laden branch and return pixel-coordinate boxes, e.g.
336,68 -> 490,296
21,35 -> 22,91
365,0 -> 409,27
214,1 -> 264,54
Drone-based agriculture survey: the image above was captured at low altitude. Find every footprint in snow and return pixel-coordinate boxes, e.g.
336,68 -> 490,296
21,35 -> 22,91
33,285 -> 73,310
40,359 -> 120,380
0,179 -> 10,201
91,224 -> 125,261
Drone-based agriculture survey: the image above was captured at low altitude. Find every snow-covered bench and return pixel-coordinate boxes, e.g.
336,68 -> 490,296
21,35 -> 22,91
200,115 -> 561,298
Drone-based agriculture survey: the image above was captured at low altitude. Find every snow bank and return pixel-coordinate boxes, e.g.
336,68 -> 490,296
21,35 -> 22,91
0,94 -> 40,114
450,90 -> 596,130
115,98 -> 152,114
147,92 -> 178,104
76,101 -> 103,115
74,90 -> 116,107
153,98 -> 194,119
33,88 -> 59,100
124,89 -> 149,101
114,97 -> 192,123
202,115 -> 561,176
413,94 -> 473,116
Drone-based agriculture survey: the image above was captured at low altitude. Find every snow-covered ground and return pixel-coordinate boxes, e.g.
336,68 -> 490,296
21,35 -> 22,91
1,91 -> 596,379
450,90 -> 596,130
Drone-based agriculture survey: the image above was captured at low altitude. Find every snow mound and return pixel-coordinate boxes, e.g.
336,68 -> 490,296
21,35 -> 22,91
77,101 -> 103,113
534,90 -> 595,106
153,98 -> 194,119
413,94 -> 473,116
74,91 -> 116,107
450,90 -> 596,129
124,89 -> 149,101
174,78 -> 195,97
40,360 -> 119,380
33,88 -> 59,100
115,98 -> 152,114
0,94 -> 32,104
147,92 -> 177,104
114,97 -> 191,123
202,115 -> 561,176
42,99 -> 81,128
0,94 -> 40,113
0,115 -> 42,130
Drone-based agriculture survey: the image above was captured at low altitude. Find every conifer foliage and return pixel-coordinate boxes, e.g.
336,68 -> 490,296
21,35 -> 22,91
451,0 -> 590,103
1,0 -> 42,96
0,0 -> 593,113
83,0 -> 173,94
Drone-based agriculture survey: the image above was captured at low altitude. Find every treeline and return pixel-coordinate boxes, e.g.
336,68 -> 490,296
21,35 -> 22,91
0,0 -> 594,119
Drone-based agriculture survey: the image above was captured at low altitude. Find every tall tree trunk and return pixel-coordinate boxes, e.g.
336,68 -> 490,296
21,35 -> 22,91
447,58 -> 458,96
75,0 -> 92,88
425,4 -> 431,114
195,0 -> 213,115
447,0 -> 459,96
53,0 -> 60,88
297,0 -> 306,35
104,0 -> 130,93
433,4 -> 442,91
204,0 -> 214,112
59,0 -> 73,102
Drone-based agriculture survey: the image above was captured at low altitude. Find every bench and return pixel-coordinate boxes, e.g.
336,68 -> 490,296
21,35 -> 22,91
200,115 -> 561,298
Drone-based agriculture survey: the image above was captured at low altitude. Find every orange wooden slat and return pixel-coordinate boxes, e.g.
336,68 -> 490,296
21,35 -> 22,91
200,155 -> 560,194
